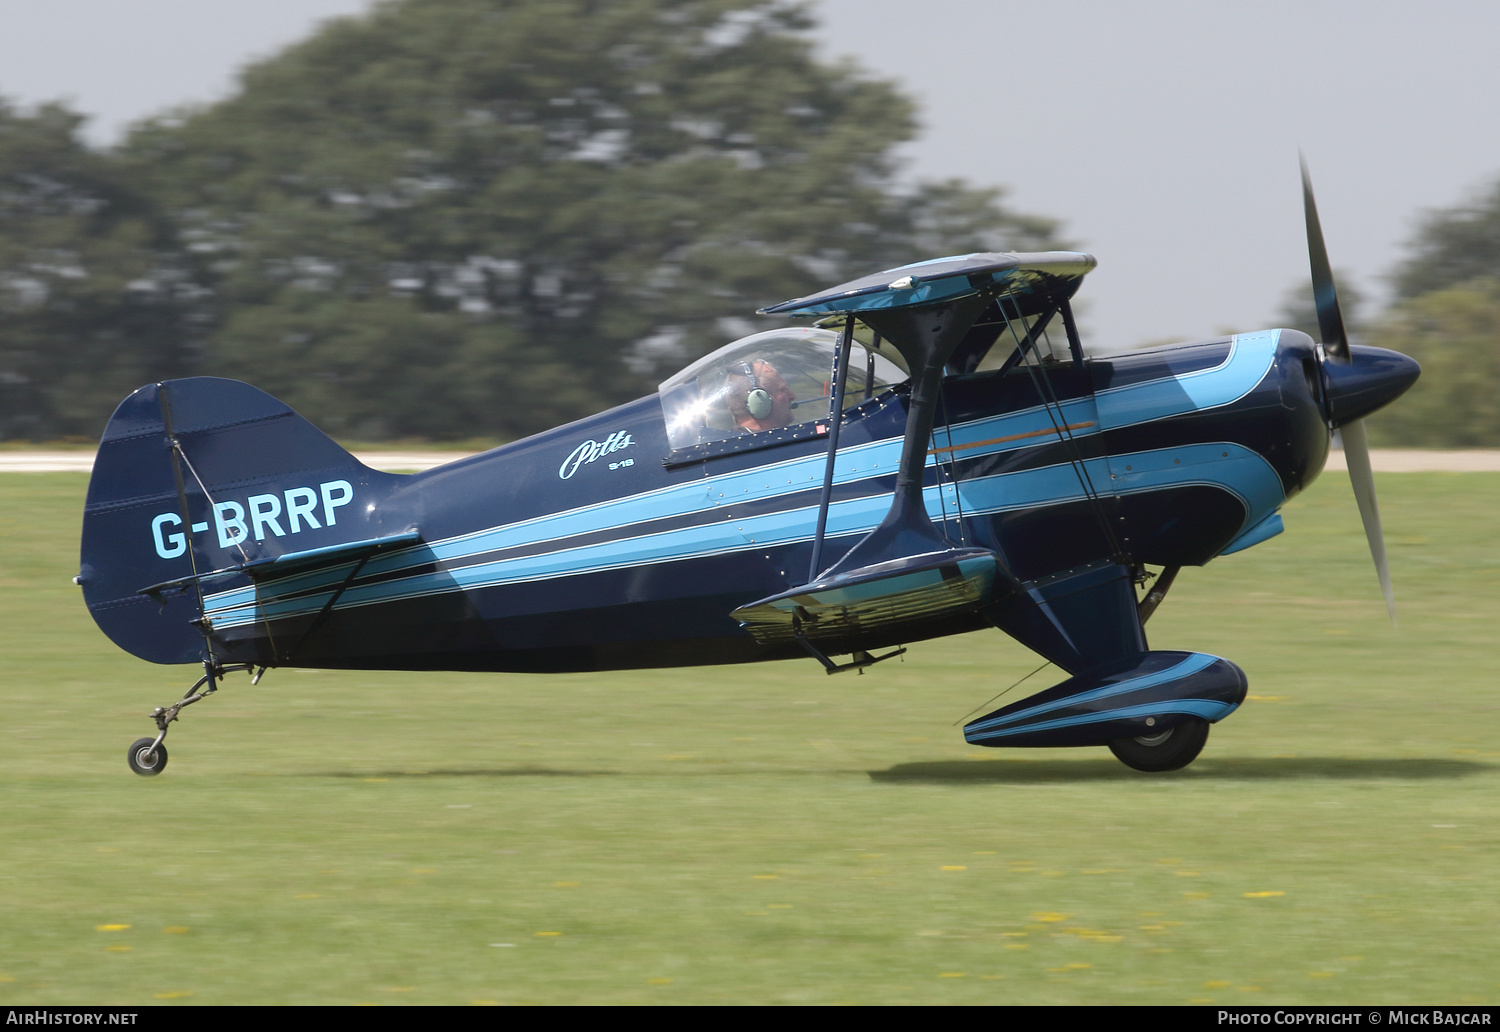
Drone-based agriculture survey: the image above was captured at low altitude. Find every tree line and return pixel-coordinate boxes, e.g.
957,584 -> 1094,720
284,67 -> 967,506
0,0 -> 1060,442
1275,179 -> 1500,448
2,0 -> 1497,446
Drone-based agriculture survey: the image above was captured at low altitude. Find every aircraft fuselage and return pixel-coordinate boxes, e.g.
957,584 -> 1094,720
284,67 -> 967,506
184,328 -> 1332,673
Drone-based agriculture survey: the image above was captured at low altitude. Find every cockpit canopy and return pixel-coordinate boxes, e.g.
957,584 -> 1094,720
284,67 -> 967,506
658,327 -> 907,452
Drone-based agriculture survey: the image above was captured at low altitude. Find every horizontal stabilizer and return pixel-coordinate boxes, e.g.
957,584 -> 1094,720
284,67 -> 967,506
964,651 -> 1247,749
139,531 -> 422,602
732,548 -> 997,646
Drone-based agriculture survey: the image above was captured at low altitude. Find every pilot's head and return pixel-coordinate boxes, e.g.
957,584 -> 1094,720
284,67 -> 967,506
726,359 -> 796,431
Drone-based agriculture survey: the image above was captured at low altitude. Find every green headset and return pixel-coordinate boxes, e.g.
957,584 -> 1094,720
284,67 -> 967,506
734,360 -> 775,421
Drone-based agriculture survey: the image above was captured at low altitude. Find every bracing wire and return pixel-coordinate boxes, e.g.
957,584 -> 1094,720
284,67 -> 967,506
952,660 -> 1052,725
1000,288 -> 1125,560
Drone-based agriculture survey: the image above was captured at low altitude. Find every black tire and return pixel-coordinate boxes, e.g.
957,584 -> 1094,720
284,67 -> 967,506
1108,717 -> 1209,772
127,737 -> 168,777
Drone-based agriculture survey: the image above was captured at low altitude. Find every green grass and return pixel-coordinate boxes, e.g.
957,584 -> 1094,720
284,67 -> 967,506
1,471 -> 1497,1005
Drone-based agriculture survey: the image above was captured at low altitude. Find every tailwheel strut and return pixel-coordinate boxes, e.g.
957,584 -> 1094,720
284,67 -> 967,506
127,659 -> 264,776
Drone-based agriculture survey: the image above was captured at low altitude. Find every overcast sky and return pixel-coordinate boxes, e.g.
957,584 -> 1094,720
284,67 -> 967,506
3,0 -> 1498,350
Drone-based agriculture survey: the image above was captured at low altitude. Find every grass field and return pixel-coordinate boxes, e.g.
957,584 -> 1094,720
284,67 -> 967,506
1,471 -> 1496,1005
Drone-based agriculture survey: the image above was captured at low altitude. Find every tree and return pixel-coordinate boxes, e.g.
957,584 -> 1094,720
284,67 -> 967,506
1364,170 -> 1500,446
1275,271 -> 1365,343
1390,178 -> 1500,301
0,101 -> 192,439
119,0 -> 1064,440
1365,281 -> 1500,447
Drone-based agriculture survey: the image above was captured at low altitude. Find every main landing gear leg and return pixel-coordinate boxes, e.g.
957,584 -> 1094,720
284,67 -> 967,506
127,659 -> 264,776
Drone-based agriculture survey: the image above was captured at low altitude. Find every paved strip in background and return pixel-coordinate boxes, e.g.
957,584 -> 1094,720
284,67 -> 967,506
5,449 -> 1500,474
0,451 -> 471,473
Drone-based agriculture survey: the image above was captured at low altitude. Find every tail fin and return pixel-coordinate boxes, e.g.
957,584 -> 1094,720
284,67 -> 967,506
80,377 -> 407,664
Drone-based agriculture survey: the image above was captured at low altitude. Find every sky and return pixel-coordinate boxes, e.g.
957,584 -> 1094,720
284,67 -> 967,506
3,0 -> 1499,350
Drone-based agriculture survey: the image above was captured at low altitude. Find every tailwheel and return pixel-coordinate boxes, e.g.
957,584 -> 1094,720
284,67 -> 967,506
127,737 -> 168,777
1108,717 -> 1210,772
125,661 -> 264,777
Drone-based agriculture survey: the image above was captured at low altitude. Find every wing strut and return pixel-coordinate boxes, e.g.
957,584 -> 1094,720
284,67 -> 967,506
807,314 -> 856,581
736,253 -> 1096,652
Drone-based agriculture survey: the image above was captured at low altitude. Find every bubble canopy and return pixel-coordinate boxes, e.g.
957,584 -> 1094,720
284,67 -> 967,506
657,327 -> 906,453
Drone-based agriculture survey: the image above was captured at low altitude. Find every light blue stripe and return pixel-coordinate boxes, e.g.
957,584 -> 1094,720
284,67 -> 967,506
966,699 -> 1239,741
202,335 -> 1288,625
204,339 -> 1272,614
203,343 -> 1260,613
966,653 -> 1216,734
1095,331 -> 1278,431
1219,512 -> 1284,556
203,402 -> 1095,614
1102,442 -> 1285,534
206,444 -> 1277,630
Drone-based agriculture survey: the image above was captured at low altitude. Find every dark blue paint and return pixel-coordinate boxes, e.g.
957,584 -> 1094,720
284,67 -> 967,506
77,249 -> 1421,769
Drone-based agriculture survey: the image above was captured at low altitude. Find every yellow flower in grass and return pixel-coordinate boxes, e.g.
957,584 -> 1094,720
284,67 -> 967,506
1243,890 -> 1285,898
96,924 -> 130,932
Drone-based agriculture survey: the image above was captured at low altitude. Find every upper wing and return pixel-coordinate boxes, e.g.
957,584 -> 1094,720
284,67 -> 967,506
760,251 -> 1096,319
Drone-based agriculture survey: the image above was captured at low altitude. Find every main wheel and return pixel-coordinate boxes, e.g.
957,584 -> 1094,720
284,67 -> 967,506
1108,717 -> 1209,772
127,737 -> 168,777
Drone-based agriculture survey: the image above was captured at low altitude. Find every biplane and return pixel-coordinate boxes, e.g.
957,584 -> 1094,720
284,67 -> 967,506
79,164 -> 1418,776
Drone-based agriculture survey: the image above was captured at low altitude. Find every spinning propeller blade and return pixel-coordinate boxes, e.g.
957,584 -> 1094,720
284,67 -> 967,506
1301,154 -> 1396,625
1301,152 -> 1350,363
1339,420 -> 1396,625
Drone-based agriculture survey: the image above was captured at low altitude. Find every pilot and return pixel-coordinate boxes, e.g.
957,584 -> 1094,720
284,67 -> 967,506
725,359 -> 796,431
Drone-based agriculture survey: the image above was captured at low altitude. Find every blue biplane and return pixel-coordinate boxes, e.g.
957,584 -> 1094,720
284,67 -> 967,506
79,165 -> 1418,776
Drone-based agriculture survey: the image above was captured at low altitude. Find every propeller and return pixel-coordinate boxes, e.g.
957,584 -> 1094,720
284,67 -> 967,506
1300,154 -> 1396,625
